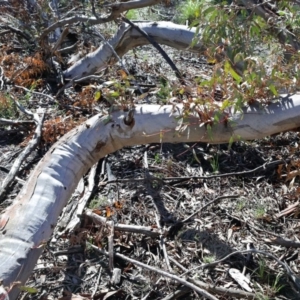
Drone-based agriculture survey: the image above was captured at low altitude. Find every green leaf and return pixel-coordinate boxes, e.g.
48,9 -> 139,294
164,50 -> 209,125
110,91 -> 120,97
203,6 -> 216,16
224,61 -> 242,84
94,90 -> 101,101
269,84 -> 278,96
214,114 -> 219,122
277,10 -> 287,16
234,53 -> 244,65
20,286 -> 38,294
250,25 -> 260,37
220,99 -> 231,110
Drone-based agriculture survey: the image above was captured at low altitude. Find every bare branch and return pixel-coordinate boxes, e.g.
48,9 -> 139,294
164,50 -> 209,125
0,118 -> 34,126
190,278 -> 256,299
89,243 -> 218,300
0,24 -> 35,44
41,0 -> 160,38
0,98 -> 45,199
85,210 -> 161,238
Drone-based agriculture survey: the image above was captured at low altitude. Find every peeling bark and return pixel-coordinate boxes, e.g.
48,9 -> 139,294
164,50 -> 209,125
1,96 -> 300,298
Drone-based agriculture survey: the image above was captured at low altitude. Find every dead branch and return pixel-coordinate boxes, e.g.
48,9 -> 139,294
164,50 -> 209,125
85,210 -> 160,238
41,0 -> 160,38
89,243 -> 219,300
182,194 -> 240,223
0,99 -> 45,199
181,249 -> 300,293
190,278 -> 256,299
122,17 -> 185,84
266,236 -> 300,248
102,159 -> 286,185
64,164 -> 98,232
0,24 -> 35,44
0,118 -> 34,126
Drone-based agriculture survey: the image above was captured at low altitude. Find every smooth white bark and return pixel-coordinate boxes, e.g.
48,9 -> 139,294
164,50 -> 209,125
63,22 -> 204,79
1,94 -> 300,298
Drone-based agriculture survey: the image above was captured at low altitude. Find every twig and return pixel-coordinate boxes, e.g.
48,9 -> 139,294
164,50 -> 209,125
85,210 -> 160,238
0,118 -> 34,125
266,236 -> 300,248
161,286 -> 191,300
90,0 -> 99,19
0,24 -> 35,44
0,30 -> 10,36
14,85 -> 57,103
53,246 -> 84,256
72,75 -> 105,84
182,194 -> 240,223
57,41 -> 79,54
102,159 -> 286,185
0,98 -> 45,199
190,278 -> 256,299
51,58 -> 64,87
91,29 -> 146,102
91,266 -> 102,299
41,16 -> 113,39
168,256 -> 188,272
180,249 -> 300,292
41,0 -> 161,38
88,243 -> 218,300
64,163 -> 98,232
155,212 -> 172,272
0,166 -> 26,185
108,220 -> 114,272
275,201 -> 299,219
51,27 -> 70,53
122,17 -> 185,85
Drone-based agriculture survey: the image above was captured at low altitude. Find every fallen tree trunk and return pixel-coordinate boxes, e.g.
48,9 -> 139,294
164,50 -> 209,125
63,22 -> 205,79
1,95 -> 300,299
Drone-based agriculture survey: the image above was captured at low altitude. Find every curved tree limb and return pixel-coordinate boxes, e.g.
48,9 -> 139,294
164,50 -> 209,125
1,95 -> 300,298
63,22 -> 204,79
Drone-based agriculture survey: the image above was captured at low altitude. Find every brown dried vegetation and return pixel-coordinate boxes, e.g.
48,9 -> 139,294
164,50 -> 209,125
2,52 -> 48,87
42,116 -> 86,145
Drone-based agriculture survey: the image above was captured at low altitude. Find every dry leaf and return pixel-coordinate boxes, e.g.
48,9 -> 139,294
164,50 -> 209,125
229,268 -> 252,292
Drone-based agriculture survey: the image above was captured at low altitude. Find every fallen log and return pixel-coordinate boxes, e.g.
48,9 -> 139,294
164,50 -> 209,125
1,95 -> 300,299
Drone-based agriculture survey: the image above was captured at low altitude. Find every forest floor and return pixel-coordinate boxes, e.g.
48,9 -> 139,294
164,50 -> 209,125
0,1 -> 300,300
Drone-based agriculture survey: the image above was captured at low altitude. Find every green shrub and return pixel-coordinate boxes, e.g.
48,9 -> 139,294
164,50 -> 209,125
176,0 -> 202,25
